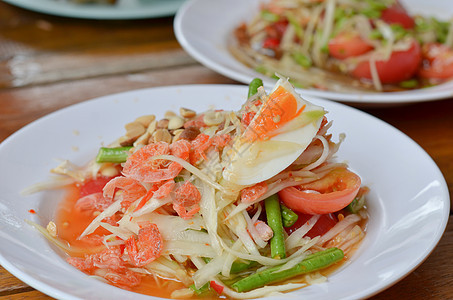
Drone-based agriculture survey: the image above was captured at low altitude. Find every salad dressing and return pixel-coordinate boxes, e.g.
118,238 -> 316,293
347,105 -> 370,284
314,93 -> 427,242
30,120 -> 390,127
54,181 -> 359,299
56,184 -> 109,252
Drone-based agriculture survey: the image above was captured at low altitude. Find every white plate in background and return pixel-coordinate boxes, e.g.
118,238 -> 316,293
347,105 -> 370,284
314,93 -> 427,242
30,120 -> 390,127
0,85 -> 449,299
174,0 -> 453,105
3,0 -> 185,19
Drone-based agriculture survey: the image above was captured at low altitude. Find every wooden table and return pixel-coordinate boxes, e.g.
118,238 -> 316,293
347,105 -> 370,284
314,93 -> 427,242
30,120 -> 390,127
0,2 -> 452,299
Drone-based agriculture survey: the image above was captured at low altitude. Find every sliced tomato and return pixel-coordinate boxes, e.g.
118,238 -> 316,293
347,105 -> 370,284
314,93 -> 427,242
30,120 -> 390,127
262,37 -> 281,50
78,176 -> 116,197
265,19 -> 288,39
418,43 -> 453,79
210,281 -> 224,294
328,32 -> 374,59
285,212 -> 337,238
278,168 -> 361,215
262,19 -> 288,50
351,39 -> 422,84
380,3 -> 415,29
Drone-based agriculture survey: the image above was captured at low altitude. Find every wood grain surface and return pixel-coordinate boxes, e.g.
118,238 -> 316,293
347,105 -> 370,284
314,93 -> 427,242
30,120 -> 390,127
0,1 -> 451,299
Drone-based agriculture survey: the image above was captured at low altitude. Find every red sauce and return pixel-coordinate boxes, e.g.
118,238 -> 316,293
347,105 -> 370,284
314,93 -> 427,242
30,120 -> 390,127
55,179 -> 205,298
55,184 -> 107,251
55,177 -> 363,299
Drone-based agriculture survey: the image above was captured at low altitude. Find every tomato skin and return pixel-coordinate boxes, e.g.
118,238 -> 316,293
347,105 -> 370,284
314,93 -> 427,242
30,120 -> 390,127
210,281 -> 224,294
351,39 -> 422,84
78,176 -> 116,197
262,37 -> 281,50
419,43 -> 453,79
285,212 -> 338,238
328,33 -> 374,59
380,4 -> 415,29
262,19 -> 288,50
278,168 -> 361,215
266,20 -> 288,38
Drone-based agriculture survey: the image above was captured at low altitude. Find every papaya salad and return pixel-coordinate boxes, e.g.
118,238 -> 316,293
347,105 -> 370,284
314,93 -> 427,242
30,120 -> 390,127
27,78 -> 368,299
232,0 -> 453,92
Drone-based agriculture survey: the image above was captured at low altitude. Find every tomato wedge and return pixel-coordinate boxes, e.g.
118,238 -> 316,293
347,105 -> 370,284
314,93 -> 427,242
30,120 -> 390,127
278,168 -> 361,215
418,43 -> 453,79
285,212 -> 338,238
351,39 -> 422,84
380,3 -> 415,29
328,32 -> 374,60
78,176 -> 116,197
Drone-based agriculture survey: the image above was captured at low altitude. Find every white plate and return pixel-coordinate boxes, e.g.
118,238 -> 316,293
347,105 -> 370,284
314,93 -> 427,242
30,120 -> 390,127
0,85 -> 449,300
174,0 -> 453,105
3,0 -> 185,20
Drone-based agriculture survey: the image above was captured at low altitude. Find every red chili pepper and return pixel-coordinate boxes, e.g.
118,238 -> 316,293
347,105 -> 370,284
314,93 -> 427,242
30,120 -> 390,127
262,37 -> 280,49
241,111 -> 256,127
210,280 -> 224,294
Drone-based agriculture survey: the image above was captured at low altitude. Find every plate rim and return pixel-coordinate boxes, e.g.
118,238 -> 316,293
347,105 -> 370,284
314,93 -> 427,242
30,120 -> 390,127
3,0 -> 186,20
0,84 -> 450,300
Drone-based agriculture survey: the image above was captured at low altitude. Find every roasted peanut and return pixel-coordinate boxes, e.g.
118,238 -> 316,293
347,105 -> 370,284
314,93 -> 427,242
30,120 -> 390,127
152,129 -> 172,143
119,136 -> 135,147
125,121 -> 146,139
135,115 -> 156,128
172,129 -> 184,142
180,107 -> 196,118
168,116 -> 185,130
133,132 -> 151,147
101,165 -> 120,177
179,127 -> 200,141
157,118 -> 169,129
147,120 -> 157,135
203,111 -> 224,126
164,110 -> 177,118
46,221 -> 57,238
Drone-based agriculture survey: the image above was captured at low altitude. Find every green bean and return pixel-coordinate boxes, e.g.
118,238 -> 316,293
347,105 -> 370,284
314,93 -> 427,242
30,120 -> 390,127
346,193 -> 366,213
231,248 -> 344,292
366,0 -> 387,11
189,282 -> 210,295
369,29 -> 383,40
362,8 -> 381,19
261,10 -> 279,22
287,12 -> 303,39
280,203 -> 299,227
399,79 -> 418,89
431,18 -> 450,43
248,78 -> 264,98
265,194 -> 286,259
174,176 -> 185,182
390,24 -> 408,40
292,53 -> 312,68
95,146 -> 132,163
230,260 -> 259,274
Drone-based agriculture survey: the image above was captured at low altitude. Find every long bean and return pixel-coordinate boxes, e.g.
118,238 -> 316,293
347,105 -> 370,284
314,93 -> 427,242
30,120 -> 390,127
189,282 -> 210,295
95,146 -> 132,163
265,194 -> 286,259
248,78 -> 264,98
230,260 -> 259,274
231,247 -> 344,292
280,203 -> 299,227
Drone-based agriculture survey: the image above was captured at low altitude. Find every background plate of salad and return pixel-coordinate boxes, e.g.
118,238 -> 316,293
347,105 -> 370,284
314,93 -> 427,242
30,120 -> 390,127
174,0 -> 453,105
0,84 -> 449,299
3,0 -> 186,20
